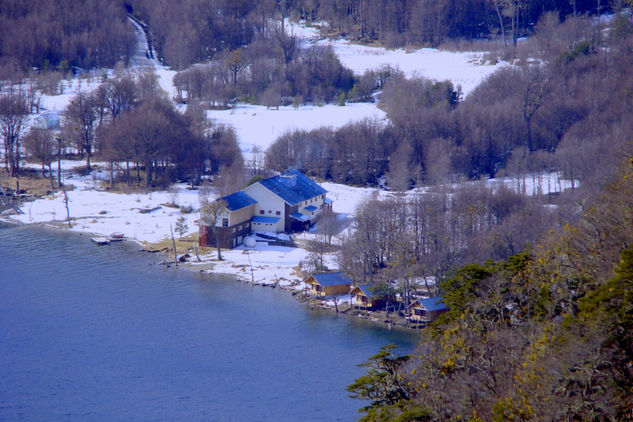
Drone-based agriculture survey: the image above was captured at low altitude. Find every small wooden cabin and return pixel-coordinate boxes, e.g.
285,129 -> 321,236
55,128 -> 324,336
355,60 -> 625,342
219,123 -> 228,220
350,284 -> 386,309
306,272 -> 352,297
408,297 -> 449,323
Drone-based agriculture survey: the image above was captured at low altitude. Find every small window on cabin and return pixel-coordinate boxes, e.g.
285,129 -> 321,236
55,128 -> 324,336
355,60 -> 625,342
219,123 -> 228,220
268,210 -> 271,214
260,210 -> 264,215
276,211 -> 280,216
222,218 -> 229,227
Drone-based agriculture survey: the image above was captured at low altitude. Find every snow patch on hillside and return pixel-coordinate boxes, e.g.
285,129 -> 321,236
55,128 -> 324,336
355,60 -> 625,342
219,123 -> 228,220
208,102 -> 387,156
287,20 -> 505,95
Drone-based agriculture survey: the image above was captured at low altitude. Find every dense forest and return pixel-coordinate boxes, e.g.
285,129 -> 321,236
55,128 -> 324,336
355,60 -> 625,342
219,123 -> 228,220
0,68 -> 244,190
267,13 -> 633,190
347,158 -> 633,421
1,1 -> 633,420
0,0 -> 135,72
128,0 -> 624,67
2,0 -> 625,72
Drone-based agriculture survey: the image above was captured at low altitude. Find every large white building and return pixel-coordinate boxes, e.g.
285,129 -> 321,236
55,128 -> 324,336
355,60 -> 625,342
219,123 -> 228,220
199,169 -> 332,249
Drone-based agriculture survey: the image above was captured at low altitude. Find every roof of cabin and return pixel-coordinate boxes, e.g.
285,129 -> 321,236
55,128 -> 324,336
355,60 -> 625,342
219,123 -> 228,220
415,297 -> 448,312
310,272 -> 352,287
354,284 -> 381,298
258,169 -> 327,206
251,216 -> 280,224
221,191 -> 257,211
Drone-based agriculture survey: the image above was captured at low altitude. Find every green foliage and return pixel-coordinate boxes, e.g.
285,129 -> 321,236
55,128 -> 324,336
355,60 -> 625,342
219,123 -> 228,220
352,160 -> 633,420
576,248 -> 633,415
174,216 -> 188,237
440,261 -> 497,315
359,402 -> 432,422
245,175 -> 264,187
347,344 -> 413,419
179,204 -> 194,214
337,92 -> 346,106
560,39 -> 594,63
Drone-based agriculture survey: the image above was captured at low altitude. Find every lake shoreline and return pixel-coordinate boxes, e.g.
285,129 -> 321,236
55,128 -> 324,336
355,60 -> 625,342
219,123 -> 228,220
0,222 -> 418,421
1,200 -> 424,331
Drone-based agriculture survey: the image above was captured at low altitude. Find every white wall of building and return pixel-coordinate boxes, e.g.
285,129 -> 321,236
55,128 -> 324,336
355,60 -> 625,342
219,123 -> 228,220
242,183 -> 286,232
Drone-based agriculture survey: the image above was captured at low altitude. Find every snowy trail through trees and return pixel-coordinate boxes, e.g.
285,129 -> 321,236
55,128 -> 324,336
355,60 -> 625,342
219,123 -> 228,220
128,16 -> 157,69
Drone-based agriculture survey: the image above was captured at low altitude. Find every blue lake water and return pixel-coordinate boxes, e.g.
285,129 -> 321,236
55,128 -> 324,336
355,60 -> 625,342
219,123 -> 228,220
0,224 -> 418,421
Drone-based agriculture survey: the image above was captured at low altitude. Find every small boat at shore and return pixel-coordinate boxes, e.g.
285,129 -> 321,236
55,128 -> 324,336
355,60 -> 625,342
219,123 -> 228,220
91,237 -> 110,245
108,232 -> 126,241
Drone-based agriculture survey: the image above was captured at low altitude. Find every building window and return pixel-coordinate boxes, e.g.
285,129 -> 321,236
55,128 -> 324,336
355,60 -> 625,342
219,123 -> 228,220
260,210 -> 264,215
276,211 -> 280,215
222,218 -> 229,227
268,210 -> 271,214
231,228 -> 235,233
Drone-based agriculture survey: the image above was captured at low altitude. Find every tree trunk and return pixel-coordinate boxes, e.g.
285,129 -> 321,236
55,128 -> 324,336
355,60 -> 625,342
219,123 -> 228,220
85,148 -> 91,170
63,188 -> 71,228
48,164 -> 54,189
215,231 -> 223,260
494,2 -> 507,48
57,140 -> 62,187
170,225 -> 178,265
145,160 -> 152,187
526,118 -> 533,152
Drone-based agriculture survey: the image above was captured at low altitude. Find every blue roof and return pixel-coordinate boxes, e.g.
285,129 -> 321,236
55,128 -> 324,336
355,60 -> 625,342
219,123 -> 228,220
304,205 -> 318,212
355,284 -> 380,298
220,191 -> 256,211
417,297 -> 448,312
290,212 -> 309,222
311,272 -> 352,287
258,169 -> 327,206
252,216 -> 280,224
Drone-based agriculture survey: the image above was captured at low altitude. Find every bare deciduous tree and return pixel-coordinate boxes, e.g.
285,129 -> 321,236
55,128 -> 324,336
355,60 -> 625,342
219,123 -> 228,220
0,90 -> 28,178
200,199 -> 228,260
64,91 -> 99,170
24,127 -> 56,188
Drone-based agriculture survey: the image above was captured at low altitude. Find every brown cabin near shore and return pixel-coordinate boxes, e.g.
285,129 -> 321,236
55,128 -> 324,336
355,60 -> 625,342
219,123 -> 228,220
350,284 -> 386,310
306,272 -> 353,297
408,297 -> 449,323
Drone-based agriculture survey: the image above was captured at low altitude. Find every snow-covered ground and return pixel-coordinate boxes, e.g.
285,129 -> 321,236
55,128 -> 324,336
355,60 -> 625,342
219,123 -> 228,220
209,21 -> 505,155
4,20 -> 540,292
32,19 -> 505,160
9,172 -> 200,244
287,20 -> 503,95
2,161 -> 575,291
208,102 -> 386,157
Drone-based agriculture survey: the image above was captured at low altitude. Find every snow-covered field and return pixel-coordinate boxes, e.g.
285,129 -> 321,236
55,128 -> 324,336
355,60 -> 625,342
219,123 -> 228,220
3,20 -> 527,290
35,20 -> 505,158
209,21 -> 505,155
2,160 -> 575,291
208,102 -> 386,156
